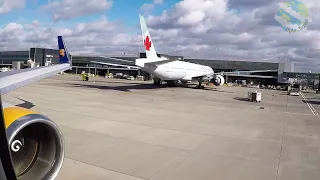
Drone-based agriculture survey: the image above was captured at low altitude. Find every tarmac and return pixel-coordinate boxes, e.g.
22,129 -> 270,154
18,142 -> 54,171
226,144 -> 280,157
3,74 -> 320,180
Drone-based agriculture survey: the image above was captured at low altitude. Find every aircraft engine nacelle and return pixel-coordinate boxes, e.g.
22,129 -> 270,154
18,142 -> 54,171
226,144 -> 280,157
3,106 -> 64,180
212,75 -> 225,86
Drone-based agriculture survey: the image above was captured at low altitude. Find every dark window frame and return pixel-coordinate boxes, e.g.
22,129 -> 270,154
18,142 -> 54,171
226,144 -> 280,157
0,94 -> 17,180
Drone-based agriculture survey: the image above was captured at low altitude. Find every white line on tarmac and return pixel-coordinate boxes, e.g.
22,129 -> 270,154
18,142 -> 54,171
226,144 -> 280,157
285,112 -> 316,116
300,92 -> 318,115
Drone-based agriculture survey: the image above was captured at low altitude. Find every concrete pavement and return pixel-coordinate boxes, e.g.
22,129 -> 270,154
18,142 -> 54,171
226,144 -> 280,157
3,74 -> 320,180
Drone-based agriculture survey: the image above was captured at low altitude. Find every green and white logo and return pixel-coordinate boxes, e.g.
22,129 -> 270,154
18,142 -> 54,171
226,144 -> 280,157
274,0 -> 311,33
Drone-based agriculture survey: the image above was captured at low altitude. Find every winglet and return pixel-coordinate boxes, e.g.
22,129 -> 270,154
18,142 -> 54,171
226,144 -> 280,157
58,36 -> 71,64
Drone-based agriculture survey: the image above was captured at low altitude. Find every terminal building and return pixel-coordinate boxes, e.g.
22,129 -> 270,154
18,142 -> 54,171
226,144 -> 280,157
0,48 -> 319,88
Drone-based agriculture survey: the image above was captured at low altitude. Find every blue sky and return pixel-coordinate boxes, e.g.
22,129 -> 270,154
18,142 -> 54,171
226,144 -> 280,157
0,0 -> 179,29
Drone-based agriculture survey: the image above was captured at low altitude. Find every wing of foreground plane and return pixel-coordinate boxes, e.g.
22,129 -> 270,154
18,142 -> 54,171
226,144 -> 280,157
0,36 -> 70,180
90,61 -> 141,69
0,36 -> 71,95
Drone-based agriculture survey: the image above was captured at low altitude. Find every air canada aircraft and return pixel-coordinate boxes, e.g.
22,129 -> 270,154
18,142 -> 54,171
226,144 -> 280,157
92,15 -> 279,88
0,36 -> 71,179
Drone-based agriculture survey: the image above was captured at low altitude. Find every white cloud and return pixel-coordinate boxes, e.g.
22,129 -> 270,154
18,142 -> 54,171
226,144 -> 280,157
42,0 -> 113,21
0,16 -> 139,55
0,0 -> 25,14
154,0 -> 163,4
177,10 -> 206,26
141,0 -> 320,72
140,0 -> 164,15
31,20 -> 40,26
0,0 -> 320,72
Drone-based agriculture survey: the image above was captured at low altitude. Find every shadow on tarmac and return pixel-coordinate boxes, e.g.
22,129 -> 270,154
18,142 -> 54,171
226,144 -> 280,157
68,82 -> 235,93
14,97 -> 35,109
68,83 -> 168,92
302,99 -> 320,105
233,97 -> 250,102
82,80 -> 144,85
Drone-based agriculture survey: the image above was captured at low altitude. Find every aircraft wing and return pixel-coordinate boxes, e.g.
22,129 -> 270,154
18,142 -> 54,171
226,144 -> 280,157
98,56 -> 133,63
215,69 -> 279,75
188,69 -> 280,81
0,36 -> 71,95
90,61 -> 141,69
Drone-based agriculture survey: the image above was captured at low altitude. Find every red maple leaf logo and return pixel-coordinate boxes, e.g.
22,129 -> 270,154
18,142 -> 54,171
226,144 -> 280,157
144,36 -> 152,51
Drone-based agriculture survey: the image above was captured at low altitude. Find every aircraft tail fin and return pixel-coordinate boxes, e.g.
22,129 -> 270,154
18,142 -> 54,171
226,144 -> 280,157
139,14 -> 159,60
58,36 -> 71,64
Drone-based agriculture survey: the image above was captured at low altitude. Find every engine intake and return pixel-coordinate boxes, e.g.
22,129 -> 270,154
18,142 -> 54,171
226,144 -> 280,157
212,75 -> 225,86
5,112 -> 64,180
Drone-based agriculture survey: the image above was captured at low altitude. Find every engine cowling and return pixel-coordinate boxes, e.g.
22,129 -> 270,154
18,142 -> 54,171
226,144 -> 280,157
3,106 -> 64,180
212,75 -> 225,86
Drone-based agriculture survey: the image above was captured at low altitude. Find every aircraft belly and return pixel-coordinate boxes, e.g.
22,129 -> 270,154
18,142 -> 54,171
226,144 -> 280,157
182,72 -> 206,81
182,76 -> 193,81
153,68 -> 185,80
168,72 -> 185,80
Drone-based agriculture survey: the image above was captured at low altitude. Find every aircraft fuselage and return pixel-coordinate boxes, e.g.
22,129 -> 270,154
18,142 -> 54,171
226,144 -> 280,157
143,60 -> 214,81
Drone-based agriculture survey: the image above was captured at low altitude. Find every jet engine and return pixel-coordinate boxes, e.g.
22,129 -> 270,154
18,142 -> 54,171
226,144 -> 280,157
212,75 -> 225,86
3,106 -> 64,180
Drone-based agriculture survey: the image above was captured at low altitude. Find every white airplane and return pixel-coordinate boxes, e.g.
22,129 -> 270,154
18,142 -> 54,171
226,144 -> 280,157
92,15 -> 279,88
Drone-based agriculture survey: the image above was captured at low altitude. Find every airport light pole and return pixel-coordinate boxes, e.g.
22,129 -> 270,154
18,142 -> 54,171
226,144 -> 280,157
277,53 -> 291,71
1,48 -> 3,64
318,73 -> 320,92
33,43 -> 37,65
137,33 -> 142,58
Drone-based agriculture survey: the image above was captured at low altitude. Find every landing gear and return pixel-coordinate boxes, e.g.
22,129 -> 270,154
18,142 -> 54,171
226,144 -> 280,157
153,77 -> 162,86
196,80 -> 204,89
166,80 -> 177,87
